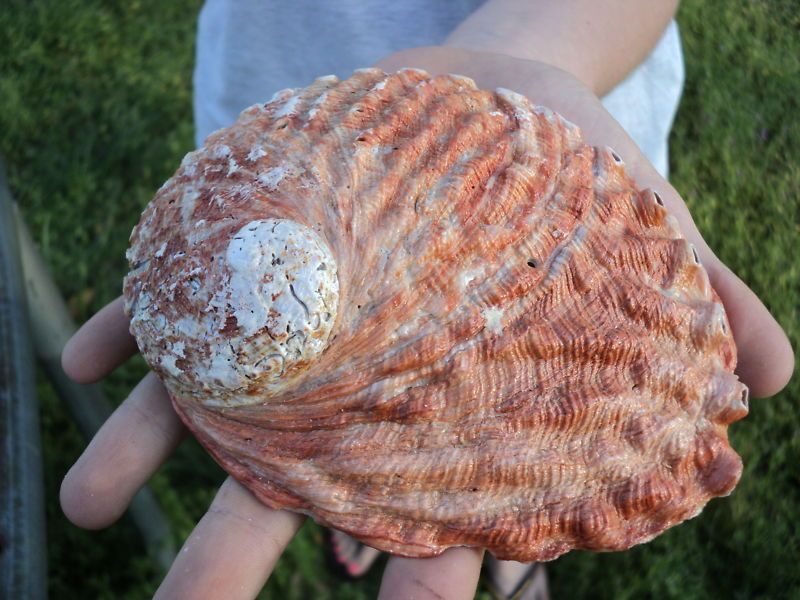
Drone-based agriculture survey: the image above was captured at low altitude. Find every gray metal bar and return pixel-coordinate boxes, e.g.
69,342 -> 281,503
0,159 -> 48,599
9,176 -> 176,573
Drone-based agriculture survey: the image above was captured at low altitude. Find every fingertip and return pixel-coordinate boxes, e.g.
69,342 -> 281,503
61,333 -> 92,383
737,325 -> 795,399
60,463 -> 124,530
60,297 -> 139,383
703,260 -> 795,399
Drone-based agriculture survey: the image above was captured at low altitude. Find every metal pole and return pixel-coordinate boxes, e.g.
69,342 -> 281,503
0,158 -> 48,599
6,162 -> 176,574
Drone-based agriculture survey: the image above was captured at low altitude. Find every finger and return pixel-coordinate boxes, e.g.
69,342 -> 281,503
155,477 -> 304,600
378,547 -> 483,600
60,372 -> 185,529
704,260 -> 794,397
62,296 -> 139,383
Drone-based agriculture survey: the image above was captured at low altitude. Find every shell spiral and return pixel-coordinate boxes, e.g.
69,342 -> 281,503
123,68 -> 749,561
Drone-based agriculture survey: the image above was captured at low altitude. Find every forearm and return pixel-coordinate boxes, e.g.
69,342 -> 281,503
386,0 -> 679,96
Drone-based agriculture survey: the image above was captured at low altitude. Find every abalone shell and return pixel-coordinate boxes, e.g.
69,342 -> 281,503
122,68 -> 748,561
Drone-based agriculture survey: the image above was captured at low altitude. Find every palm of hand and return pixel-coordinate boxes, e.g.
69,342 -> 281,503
60,52 -> 793,600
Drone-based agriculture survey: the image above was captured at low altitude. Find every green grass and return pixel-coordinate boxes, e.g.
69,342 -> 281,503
1,0 -> 797,597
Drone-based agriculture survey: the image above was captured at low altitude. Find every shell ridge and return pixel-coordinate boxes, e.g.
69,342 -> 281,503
326,74 -> 474,309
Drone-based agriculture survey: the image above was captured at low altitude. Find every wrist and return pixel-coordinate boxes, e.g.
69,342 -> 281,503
373,46 -> 598,100
440,36 -> 601,95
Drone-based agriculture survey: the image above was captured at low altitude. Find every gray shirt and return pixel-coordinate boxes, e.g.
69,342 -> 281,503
194,0 -> 683,177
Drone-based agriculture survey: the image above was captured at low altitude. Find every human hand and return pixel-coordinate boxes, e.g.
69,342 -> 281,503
60,52 -> 793,600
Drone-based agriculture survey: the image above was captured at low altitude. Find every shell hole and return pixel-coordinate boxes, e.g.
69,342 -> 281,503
527,259 -> 538,268
720,317 -> 728,334
740,388 -> 749,409
654,191 -> 664,206
611,150 -> 622,163
691,245 -> 700,264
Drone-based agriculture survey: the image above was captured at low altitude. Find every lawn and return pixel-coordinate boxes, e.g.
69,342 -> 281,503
1,0 -> 797,598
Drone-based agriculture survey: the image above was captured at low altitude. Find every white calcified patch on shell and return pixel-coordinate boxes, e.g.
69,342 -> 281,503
123,68 -> 748,563
220,219 -> 338,387
126,218 -> 338,407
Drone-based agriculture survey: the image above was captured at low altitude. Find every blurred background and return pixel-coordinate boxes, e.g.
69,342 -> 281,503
1,0 -> 797,598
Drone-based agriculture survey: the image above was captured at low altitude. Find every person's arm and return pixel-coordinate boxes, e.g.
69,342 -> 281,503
378,0 -> 678,96
443,0 -> 680,96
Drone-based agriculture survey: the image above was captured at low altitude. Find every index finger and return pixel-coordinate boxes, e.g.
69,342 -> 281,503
61,296 -> 139,383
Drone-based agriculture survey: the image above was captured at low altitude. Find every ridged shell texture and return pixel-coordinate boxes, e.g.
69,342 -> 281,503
123,68 -> 749,561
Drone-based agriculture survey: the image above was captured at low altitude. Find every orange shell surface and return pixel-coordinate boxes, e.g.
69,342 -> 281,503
122,69 -> 748,561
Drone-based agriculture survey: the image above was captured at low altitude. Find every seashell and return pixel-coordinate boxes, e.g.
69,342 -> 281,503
122,68 -> 749,561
